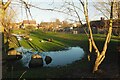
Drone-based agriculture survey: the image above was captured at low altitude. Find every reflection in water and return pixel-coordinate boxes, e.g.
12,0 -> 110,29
42,47 -> 84,67
45,56 -> 52,65
29,57 -> 44,68
16,47 -> 84,68
16,47 -> 33,67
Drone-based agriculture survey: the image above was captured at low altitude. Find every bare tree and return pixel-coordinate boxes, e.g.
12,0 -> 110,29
0,0 -> 21,55
80,0 -> 115,73
0,0 -> 11,55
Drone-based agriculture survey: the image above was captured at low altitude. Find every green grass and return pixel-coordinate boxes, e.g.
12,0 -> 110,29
11,29 -> 28,34
13,30 -> 86,51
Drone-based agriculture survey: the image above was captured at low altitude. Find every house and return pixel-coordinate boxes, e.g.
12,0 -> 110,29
39,21 -> 63,31
78,17 -> 120,35
22,20 -> 37,29
111,19 -> 120,36
39,22 -> 53,31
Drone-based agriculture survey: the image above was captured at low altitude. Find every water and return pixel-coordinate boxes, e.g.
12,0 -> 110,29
16,47 -> 85,68
42,47 -> 84,67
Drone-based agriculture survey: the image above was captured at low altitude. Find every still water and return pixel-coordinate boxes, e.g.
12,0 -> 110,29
16,47 -> 85,68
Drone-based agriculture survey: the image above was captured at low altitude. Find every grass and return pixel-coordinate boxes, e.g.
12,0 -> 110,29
14,30 -> 86,51
2,29 -> 120,79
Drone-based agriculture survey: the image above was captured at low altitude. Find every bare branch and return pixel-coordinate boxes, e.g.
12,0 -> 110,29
71,1 -> 83,25
92,1 -> 109,19
65,1 -> 84,13
27,3 -> 78,18
79,0 -> 84,7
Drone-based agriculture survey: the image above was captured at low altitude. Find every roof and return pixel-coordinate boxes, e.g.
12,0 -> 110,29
81,19 -> 120,28
23,20 -> 36,24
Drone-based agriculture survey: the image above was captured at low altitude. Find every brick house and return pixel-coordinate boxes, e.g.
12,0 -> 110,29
78,18 -> 120,35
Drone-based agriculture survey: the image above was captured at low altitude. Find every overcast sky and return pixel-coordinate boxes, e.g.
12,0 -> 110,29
3,0 -> 111,23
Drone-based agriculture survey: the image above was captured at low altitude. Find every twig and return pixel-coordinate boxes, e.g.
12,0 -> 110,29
19,71 -> 27,80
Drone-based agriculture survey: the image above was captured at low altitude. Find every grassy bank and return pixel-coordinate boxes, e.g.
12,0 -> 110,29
2,30 -> 120,79
12,30 -> 88,51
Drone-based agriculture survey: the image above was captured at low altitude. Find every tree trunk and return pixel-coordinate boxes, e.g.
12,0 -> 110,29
80,0 -> 115,73
93,1 -> 114,73
0,0 -> 11,57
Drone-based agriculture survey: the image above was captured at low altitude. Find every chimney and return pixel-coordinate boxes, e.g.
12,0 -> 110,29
101,17 -> 104,21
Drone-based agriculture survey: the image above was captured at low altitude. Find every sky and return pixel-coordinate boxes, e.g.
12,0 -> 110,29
3,0 -> 111,24
9,0 -> 69,23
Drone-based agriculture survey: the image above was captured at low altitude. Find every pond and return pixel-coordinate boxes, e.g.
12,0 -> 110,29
16,47 -> 85,68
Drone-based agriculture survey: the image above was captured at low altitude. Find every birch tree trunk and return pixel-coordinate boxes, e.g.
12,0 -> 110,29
93,1 -> 114,72
80,0 -> 115,73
